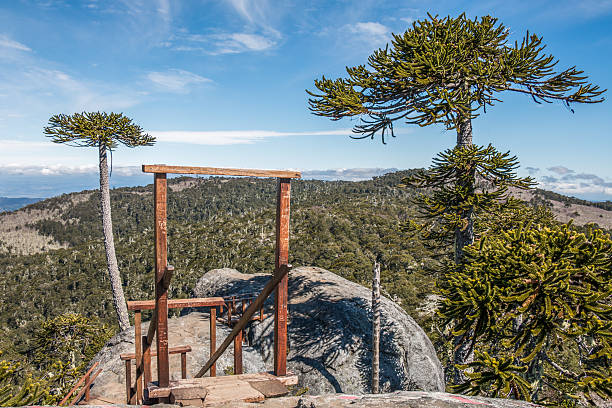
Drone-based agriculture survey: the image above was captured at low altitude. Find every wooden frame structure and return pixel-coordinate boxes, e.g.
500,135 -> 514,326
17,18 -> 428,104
141,164 -> 300,392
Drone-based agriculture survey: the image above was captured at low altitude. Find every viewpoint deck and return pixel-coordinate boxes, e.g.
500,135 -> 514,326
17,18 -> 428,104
147,372 -> 298,406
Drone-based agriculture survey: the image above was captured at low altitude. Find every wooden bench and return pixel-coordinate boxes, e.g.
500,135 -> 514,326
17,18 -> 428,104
121,345 -> 192,404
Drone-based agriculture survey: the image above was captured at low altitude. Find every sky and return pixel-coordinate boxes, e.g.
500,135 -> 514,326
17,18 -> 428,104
0,0 -> 611,200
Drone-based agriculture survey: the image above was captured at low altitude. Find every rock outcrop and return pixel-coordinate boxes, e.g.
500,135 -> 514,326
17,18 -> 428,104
193,266 -> 445,395
87,312 -> 267,404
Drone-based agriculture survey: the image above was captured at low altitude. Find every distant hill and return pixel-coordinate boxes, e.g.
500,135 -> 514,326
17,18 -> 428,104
0,170 -> 610,371
0,196 -> 43,212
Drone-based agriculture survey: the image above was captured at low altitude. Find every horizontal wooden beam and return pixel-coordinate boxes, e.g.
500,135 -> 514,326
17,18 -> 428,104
142,165 -> 301,179
121,345 -> 192,361
128,297 -> 225,311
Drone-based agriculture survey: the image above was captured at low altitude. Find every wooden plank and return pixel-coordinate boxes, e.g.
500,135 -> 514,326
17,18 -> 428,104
125,360 -> 132,404
69,369 -> 102,406
121,345 -> 192,360
134,310 -> 143,403
171,388 -> 208,400
234,330 -> 243,375
194,264 -> 292,378
128,297 -> 225,311
148,372 -> 297,398
248,379 -> 288,398
143,336 -> 152,389
274,178 -> 291,376
209,308 -> 216,377
154,172 -> 170,388
142,164 -> 301,179
181,352 -> 187,379
58,361 -> 99,406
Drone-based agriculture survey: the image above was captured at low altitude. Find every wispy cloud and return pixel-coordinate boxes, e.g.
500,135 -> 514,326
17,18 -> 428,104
147,69 -> 211,93
547,165 -> 574,175
344,22 -> 391,48
0,163 -> 141,176
535,166 -> 612,199
302,167 -> 399,181
167,0 -> 281,55
0,35 -> 31,52
150,129 -> 355,145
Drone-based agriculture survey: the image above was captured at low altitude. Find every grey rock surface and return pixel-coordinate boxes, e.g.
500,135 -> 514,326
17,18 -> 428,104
193,266 -> 445,395
87,311 -> 266,404
225,391 -> 544,407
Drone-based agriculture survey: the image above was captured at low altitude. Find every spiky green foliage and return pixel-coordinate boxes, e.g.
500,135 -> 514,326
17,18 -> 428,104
401,144 -> 535,257
439,223 -> 612,404
44,111 -> 154,148
307,13 -> 605,142
32,313 -> 113,405
0,353 -> 40,407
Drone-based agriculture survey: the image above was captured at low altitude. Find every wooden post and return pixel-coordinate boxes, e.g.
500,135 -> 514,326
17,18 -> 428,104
234,330 -> 243,375
372,260 -> 381,394
274,178 -> 291,376
125,360 -> 132,404
210,307 -> 217,377
84,372 -> 90,402
134,310 -> 143,403
181,352 -> 187,379
142,336 -> 152,388
154,172 -> 170,388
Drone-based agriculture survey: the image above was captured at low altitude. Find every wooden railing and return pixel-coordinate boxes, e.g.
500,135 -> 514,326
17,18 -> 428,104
58,361 -> 102,406
195,264 -> 291,378
125,289 -> 224,404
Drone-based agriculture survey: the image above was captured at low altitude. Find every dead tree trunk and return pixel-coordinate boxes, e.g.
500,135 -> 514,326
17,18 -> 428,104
371,260 -> 381,394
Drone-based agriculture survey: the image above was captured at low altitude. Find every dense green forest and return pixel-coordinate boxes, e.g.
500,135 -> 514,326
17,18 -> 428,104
0,171 -> 441,360
0,171 -> 609,404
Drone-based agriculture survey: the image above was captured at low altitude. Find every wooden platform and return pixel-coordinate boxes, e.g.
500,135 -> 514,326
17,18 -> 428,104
147,372 -> 298,406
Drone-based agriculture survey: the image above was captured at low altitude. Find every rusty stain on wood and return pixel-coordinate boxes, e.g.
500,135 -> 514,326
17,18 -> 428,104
128,297 -> 225,310
142,164 -> 301,179
154,172 -> 170,388
274,178 -> 291,376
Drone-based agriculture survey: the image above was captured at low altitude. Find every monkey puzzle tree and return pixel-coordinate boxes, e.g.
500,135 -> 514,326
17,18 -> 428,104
44,112 -> 155,331
307,13 -> 605,261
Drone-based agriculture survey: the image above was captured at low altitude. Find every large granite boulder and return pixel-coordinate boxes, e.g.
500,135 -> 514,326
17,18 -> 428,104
193,266 -> 445,395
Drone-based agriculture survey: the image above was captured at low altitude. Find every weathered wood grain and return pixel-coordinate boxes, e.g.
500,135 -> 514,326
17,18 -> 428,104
142,165 -> 301,179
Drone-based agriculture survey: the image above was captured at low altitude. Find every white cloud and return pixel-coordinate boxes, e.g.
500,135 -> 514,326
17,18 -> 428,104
302,168 -> 399,181
344,21 -> 391,48
0,163 -> 141,176
147,69 -> 211,93
547,165 -> 574,175
213,33 -> 276,54
150,129 -> 355,145
534,166 -> 612,199
0,35 -> 31,52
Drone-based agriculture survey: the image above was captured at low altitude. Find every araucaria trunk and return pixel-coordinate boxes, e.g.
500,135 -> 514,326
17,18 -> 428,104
454,116 -> 474,262
99,143 -> 130,331
453,116 -> 475,384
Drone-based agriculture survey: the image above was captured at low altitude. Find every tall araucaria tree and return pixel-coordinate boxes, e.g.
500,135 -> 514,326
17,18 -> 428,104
44,112 -> 155,331
307,13 -> 605,261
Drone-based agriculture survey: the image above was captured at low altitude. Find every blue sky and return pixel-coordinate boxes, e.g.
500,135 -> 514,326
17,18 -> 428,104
0,0 -> 611,200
